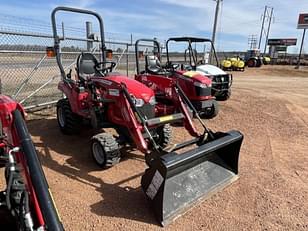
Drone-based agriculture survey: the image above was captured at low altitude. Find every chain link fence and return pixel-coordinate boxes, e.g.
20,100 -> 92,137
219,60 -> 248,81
0,15 -> 154,109
0,31 -> 61,109
0,12 -> 189,110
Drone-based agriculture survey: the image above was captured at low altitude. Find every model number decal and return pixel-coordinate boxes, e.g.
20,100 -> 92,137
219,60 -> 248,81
98,79 -> 112,85
108,89 -> 119,96
146,170 -> 164,200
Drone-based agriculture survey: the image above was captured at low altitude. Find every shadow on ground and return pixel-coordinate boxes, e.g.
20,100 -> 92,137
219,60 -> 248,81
27,118 -> 158,226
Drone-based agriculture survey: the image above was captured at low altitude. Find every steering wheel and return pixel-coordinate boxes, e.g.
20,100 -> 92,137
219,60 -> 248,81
166,61 -> 180,71
94,61 -> 116,75
197,60 -> 204,65
181,64 -> 193,71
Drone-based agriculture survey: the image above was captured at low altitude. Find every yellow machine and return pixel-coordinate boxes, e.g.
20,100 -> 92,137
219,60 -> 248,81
263,56 -> 271,65
231,57 -> 245,71
221,59 -> 232,70
221,57 -> 245,71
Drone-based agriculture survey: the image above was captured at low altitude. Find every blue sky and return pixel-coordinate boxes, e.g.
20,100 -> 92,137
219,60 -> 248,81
0,0 -> 307,52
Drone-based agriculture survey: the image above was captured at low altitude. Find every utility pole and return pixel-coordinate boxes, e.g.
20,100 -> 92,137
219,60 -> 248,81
258,6 -> 267,49
258,6 -> 274,55
296,29 -> 306,69
263,7 -> 273,54
210,0 -> 222,63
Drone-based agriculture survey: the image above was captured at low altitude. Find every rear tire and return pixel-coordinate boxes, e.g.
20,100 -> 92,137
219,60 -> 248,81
57,99 -> 81,135
256,59 -> 262,67
91,133 -> 121,168
200,100 -> 219,119
155,124 -> 172,148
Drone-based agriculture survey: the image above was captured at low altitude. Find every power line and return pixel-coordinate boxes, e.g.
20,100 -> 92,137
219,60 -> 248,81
248,34 -> 258,49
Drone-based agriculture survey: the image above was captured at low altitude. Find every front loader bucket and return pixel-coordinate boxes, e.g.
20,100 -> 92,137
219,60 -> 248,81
141,130 -> 243,226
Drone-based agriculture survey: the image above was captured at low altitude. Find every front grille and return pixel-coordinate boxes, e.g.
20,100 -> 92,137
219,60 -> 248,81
138,103 -> 155,119
195,86 -> 212,96
212,74 -> 231,90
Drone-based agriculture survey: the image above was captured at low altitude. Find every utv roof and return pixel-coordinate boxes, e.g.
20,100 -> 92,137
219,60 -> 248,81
167,37 -> 212,43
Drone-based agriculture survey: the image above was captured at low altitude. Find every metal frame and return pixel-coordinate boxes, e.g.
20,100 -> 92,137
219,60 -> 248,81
166,37 -> 219,68
135,38 -> 161,74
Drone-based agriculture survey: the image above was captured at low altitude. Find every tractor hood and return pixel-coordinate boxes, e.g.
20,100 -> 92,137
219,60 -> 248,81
0,95 -> 25,128
196,64 -> 227,76
175,70 -> 212,85
105,75 -> 154,102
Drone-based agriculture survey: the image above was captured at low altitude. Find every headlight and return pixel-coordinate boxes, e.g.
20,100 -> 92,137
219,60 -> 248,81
194,82 -> 208,88
135,98 -> 144,107
131,94 -> 145,107
149,96 -> 156,105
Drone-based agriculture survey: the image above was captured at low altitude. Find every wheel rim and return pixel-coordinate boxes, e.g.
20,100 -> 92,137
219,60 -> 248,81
57,107 -> 65,128
92,141 -> 105,165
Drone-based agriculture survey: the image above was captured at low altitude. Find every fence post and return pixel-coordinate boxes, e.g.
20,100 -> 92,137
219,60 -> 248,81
126,43 -> 129,76
86,21 -> 93,51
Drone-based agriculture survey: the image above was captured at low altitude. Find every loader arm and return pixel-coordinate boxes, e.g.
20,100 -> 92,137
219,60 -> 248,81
120,83 -> 190,155
13,110 -> 64,231
0,94 -> 64,230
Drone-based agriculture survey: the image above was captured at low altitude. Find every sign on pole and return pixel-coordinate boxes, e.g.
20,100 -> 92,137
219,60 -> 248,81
297,13 -> 308,29
267,38 -> 297,46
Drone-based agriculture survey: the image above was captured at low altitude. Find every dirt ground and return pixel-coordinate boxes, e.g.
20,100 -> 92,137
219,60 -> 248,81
1,65 -> 308,230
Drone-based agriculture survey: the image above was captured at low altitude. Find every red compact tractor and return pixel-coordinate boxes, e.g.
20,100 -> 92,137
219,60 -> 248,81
51,6 -> 243,226
0,93 -> 64,230
135,39 -> 219,119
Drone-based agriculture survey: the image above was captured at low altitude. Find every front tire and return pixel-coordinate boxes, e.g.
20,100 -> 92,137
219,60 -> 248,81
200,100 -> 219,119
57,99 -> 81,135
91,133 -> 121,168
155,124 -> 172,148
216,89 -> 231,101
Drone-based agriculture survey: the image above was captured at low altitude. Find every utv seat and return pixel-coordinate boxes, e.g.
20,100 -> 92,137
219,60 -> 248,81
76,52 -> 102,81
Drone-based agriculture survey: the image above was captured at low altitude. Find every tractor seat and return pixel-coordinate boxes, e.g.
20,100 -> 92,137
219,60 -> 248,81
145,55 -> 171,76
146,55 -> 162,74
76,53 -> 102,81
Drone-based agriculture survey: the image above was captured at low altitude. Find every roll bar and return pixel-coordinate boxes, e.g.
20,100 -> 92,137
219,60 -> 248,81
51,6 -> 106,79
135,39 -> 161,74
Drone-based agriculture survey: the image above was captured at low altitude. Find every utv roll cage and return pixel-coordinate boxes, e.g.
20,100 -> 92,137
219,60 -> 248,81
166,37 -> 219,68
